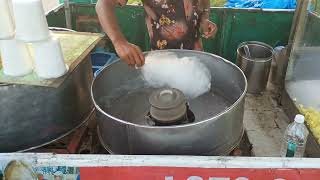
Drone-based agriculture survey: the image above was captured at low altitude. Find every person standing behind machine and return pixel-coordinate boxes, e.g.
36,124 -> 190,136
96,0 -> 217,67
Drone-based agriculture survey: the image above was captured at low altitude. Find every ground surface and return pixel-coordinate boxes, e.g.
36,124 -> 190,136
244,84 -> 290,157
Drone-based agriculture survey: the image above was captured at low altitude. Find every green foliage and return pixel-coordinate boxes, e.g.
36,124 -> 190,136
211,0 -> 227,7
127,0 -> 142,5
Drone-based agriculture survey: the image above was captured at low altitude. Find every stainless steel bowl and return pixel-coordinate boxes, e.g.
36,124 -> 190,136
92,50 -> 247,155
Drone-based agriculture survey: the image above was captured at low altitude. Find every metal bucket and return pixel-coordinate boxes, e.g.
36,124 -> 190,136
269,46 -> 289,87
237,41 -> 273,94
92,50 -> 247,155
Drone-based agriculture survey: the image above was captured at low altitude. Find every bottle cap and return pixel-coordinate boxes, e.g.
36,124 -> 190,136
294,114 -> 305,124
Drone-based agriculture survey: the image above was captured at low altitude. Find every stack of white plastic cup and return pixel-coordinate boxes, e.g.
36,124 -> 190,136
7,0 -> 68,79
0,0 -> 68,79
0,39 -> 33,76
0,0 -> 33,77
12,0 -> 50,42
33,37 -> 68,79
0,0 -> 15,39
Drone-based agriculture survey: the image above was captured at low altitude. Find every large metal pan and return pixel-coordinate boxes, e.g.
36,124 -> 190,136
0,56 -> 93,152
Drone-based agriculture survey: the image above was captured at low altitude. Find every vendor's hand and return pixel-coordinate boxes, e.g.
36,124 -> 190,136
114,39 -> 145,67
200,19 -> 217,39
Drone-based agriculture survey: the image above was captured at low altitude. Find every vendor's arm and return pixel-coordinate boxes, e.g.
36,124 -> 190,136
200,0 -> 217,39
96,0 -> 144,66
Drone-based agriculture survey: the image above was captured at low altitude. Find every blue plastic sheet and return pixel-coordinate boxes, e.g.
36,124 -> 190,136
225,0 -> 296,9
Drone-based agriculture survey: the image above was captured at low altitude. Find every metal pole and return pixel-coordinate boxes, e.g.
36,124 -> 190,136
286,0 -> 310,57
64,0 -> 72,29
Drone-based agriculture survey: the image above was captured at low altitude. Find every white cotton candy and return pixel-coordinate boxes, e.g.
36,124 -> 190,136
141,52 -> 212,99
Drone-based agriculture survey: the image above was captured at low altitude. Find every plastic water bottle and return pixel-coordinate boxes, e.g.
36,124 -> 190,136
280,114 -> 309,157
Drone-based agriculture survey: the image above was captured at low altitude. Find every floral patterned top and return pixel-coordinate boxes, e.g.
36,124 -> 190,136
117,0 -> 204,50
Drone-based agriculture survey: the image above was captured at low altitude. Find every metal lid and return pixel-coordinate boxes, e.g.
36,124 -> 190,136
149,88 -> 187,123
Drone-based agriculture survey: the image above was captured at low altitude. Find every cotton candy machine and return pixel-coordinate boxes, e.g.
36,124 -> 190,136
92,50 -> 247,155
